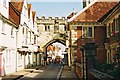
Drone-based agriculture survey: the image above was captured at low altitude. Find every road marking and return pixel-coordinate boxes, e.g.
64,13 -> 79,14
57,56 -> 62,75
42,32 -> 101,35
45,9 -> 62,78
57,66 -> 64,80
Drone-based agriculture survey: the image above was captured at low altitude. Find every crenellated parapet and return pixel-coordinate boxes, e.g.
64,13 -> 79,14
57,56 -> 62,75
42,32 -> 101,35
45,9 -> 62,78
37,16 -> 67,34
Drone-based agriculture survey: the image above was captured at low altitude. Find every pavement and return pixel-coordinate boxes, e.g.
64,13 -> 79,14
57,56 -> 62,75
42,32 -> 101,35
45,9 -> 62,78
60,65 -> 79,80
1,65 -> 42,80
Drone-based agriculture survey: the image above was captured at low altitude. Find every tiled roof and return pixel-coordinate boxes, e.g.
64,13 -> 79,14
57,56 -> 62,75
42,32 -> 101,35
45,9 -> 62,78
27,4 -> 31,19
68,1 -> 119,22
9,0 -> 25,26
9,2 -> 21,27
32,11 -> 36,24
47,45 -> 55,51
10,1 -> 24,13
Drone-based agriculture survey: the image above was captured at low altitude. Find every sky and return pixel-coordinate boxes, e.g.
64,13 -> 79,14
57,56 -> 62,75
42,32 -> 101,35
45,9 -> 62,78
30,2 -> 83,17
52,42 -> 66,51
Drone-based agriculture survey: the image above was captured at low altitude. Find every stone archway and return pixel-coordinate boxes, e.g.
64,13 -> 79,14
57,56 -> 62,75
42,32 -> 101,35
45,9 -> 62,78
43,39 -> 66,55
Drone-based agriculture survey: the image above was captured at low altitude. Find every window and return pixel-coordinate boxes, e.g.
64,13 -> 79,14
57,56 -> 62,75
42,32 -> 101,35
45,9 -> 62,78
22,27 -> 24,34
2,21 -> 6,33
11,27 -> 14,36
26,29 -> 28,45
110,23 -> 113,35
107,24 -> 111,37
45,26 -> 47,31
115,18 -> 119,32
112,19 -> 115,34
30,32 -> 31,42
82,27 -> 93,38
24,6 -> 27,17
48,26 -> 50,32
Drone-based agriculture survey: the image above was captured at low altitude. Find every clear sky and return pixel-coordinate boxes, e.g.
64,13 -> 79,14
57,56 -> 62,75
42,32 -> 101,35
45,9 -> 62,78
30,2 -> 83,17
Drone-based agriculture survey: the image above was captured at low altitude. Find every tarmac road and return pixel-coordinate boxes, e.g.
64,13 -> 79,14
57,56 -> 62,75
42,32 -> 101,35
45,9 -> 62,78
19,64 -> 62,80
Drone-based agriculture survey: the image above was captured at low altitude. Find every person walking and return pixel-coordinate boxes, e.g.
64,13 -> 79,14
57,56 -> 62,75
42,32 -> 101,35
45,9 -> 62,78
43,53 -> 47,68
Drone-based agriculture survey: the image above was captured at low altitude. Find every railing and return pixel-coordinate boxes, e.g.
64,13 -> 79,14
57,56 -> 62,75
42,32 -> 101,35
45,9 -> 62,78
89,69 -> 114,80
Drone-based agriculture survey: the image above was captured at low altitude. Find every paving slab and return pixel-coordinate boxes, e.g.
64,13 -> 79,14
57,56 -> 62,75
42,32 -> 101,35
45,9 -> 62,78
60,65 -> 79,80
1,66 -> 42,80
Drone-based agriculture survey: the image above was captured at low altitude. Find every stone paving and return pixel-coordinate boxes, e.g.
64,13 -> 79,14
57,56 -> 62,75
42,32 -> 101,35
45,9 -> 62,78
1,65 -> 42,80
60,65 -> 79,80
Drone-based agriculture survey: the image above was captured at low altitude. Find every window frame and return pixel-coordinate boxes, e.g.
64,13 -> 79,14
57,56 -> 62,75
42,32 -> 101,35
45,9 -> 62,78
82,26 -> 94,38
2,21 -> 6,34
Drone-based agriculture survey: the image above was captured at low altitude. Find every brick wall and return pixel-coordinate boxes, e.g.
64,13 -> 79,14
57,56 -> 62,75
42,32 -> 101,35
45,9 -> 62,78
94,26 -> 107,63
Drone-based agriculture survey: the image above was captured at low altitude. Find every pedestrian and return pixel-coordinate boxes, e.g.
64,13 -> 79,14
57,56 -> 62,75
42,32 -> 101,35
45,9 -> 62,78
43,53 -> 47,68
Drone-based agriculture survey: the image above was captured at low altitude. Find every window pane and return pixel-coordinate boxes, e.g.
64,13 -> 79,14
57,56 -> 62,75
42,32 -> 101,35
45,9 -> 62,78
83,27 -> 87,37
88,27 -> 92,37
116,18 -> 119,31
11,27 -> 13,35
22,27 -> 24,34
108,24 -> 111,37
45,26 -> 47,31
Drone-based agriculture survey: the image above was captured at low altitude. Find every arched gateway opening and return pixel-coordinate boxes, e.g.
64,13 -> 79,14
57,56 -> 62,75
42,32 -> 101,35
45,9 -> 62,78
43,38 -> 68,65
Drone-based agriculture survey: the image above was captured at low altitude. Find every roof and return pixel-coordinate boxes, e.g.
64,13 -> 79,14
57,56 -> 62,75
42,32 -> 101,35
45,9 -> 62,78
32,11 -> 36,24
67,11 -> 78,19
10,0 -> 24,13
9,2 -> 21,27
68,0 -> 119,22
27,4 -> 32,19
47,45 -> 55,51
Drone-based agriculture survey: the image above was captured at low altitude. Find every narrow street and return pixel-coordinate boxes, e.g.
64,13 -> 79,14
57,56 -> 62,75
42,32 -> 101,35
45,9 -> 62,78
19,64 -> 62,80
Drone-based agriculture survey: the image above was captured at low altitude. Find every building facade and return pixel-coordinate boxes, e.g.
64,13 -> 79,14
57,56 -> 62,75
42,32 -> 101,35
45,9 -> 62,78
102,3 -> 120,65
0,0 -> 39,76
67,1 -> 119,79
0,0 -> 17,76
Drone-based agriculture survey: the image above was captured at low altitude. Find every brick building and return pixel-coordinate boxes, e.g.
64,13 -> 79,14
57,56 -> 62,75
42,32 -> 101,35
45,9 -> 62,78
67,1 -> 119,79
